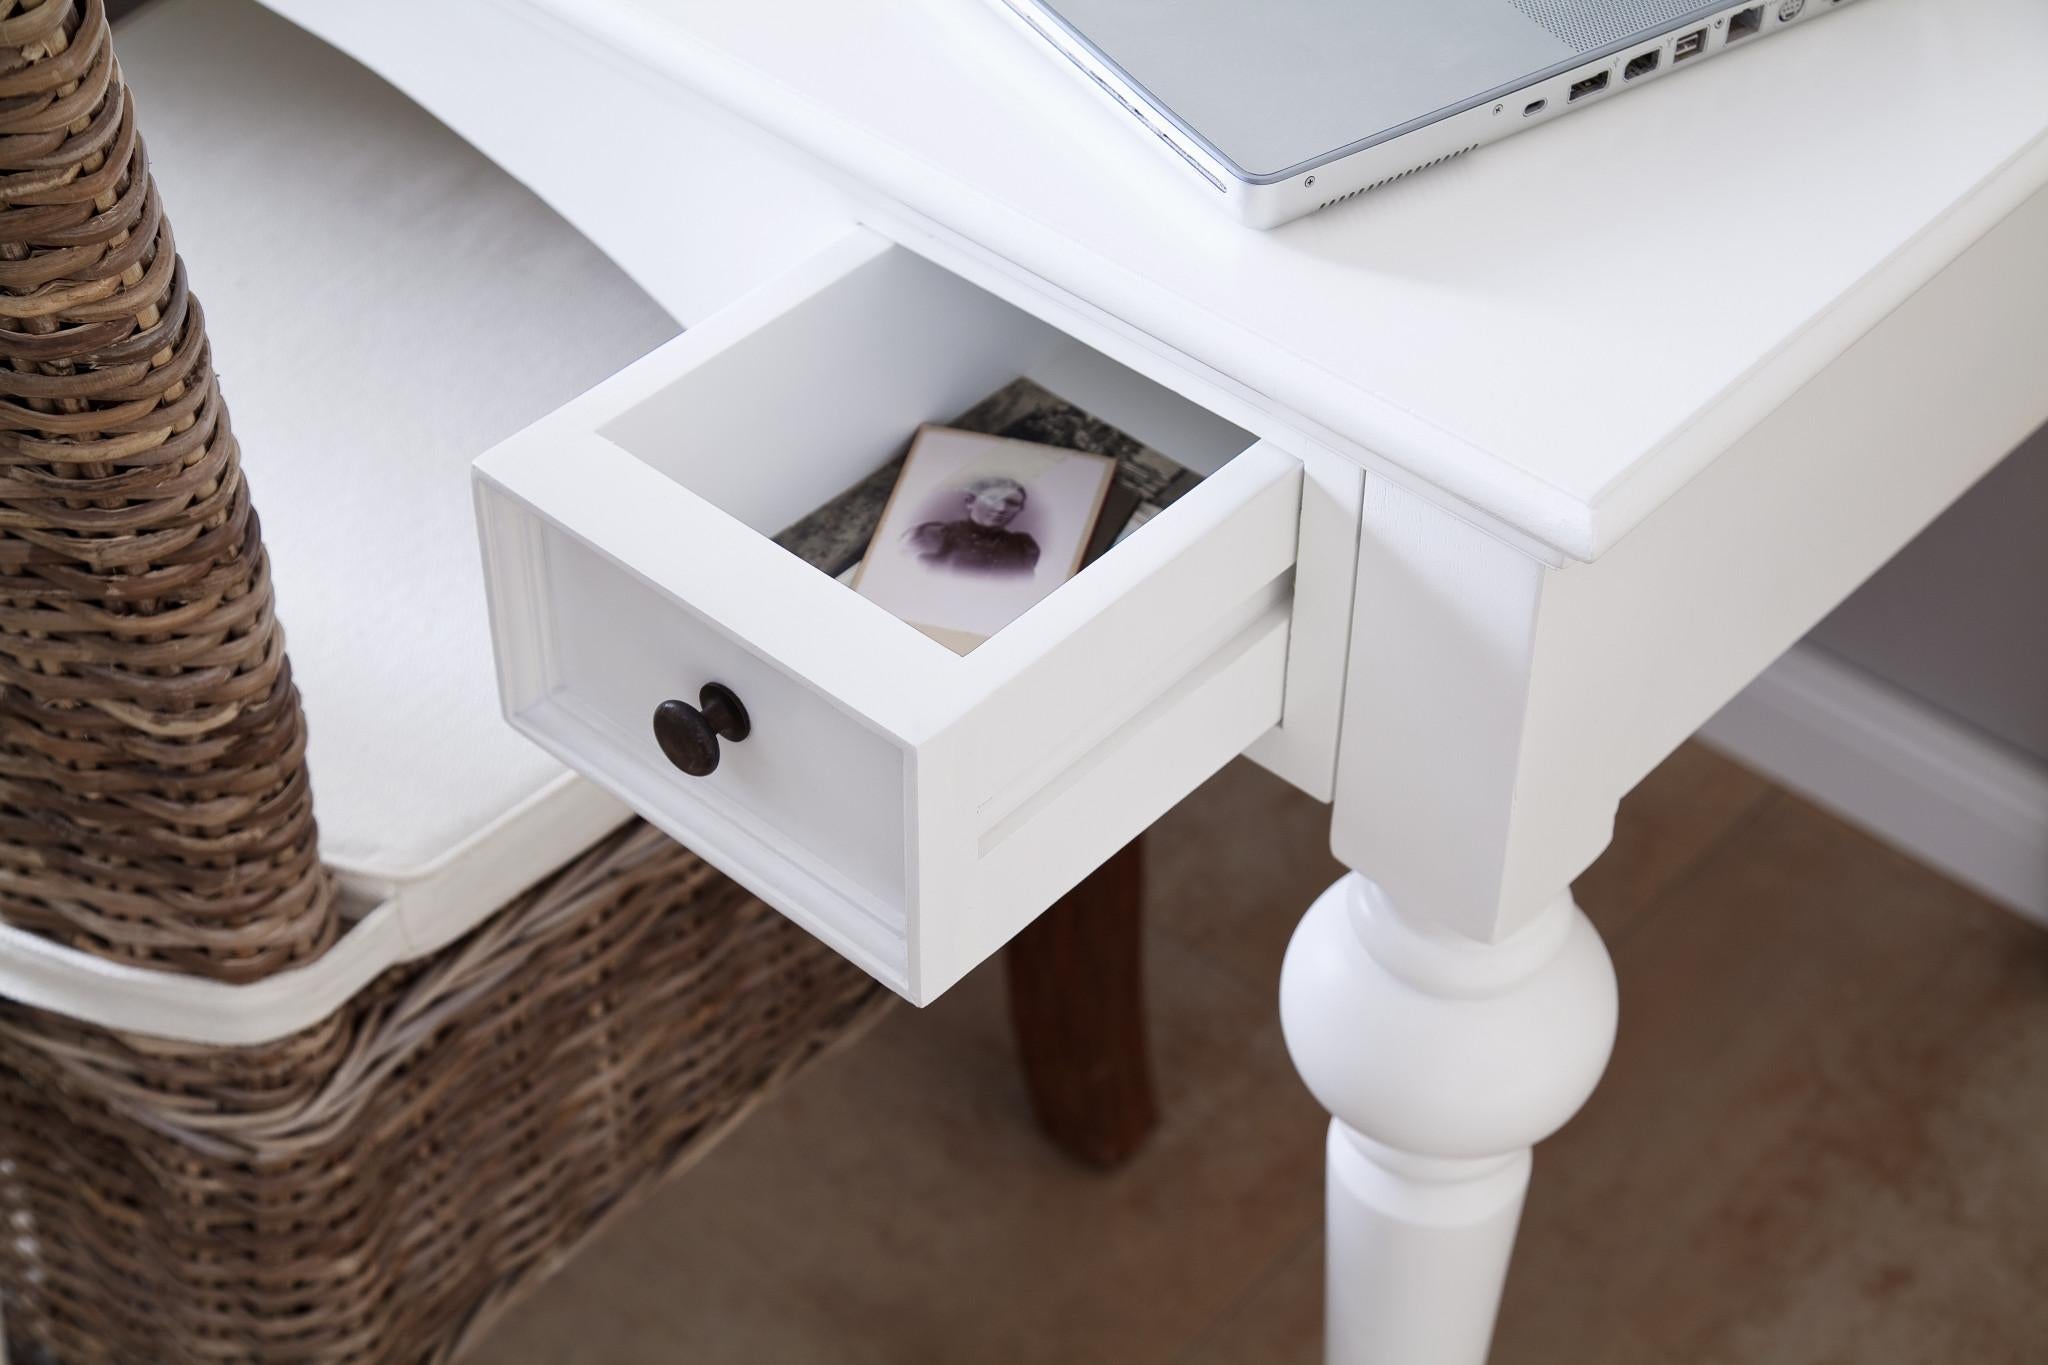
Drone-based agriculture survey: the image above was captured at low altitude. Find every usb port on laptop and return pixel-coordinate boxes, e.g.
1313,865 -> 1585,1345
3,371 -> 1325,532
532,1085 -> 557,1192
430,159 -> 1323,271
1674,28 -> 1706,60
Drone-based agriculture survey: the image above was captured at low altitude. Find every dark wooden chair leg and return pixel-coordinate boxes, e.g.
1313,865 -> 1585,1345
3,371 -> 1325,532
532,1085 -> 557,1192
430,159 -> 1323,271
1004,836 -> 1159,1169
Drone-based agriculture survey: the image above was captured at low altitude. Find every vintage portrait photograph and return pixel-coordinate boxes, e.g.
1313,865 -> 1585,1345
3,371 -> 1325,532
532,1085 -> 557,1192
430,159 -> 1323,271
853,425 -> 1116,653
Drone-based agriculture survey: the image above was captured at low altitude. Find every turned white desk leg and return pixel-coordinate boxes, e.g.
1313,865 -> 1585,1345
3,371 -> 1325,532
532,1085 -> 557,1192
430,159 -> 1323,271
1280,873 -> 1617,1365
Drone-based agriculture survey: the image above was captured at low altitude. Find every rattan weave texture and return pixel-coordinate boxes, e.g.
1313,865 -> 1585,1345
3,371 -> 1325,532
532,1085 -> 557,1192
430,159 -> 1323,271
0,818 -> 890,1364
0,0 -> 337,982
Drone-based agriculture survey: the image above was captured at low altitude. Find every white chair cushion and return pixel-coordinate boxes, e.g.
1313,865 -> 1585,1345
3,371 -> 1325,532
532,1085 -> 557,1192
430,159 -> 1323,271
118,0 -> 679,919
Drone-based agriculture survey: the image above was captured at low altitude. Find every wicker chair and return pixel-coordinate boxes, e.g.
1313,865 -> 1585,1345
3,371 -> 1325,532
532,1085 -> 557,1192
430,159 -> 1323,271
0,2 -> 1152,1360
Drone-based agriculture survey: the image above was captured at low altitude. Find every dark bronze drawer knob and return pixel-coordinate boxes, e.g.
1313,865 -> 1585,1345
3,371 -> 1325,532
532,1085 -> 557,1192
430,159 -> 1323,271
652,682 -> 751,777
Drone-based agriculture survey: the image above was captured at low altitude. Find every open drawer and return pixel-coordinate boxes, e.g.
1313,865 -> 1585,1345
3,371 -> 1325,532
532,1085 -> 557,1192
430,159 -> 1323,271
474,229 -> 1303,1003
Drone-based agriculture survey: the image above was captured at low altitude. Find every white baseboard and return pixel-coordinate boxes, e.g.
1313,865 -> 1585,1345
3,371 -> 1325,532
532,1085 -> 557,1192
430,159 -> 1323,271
1698,643 -> 2048,927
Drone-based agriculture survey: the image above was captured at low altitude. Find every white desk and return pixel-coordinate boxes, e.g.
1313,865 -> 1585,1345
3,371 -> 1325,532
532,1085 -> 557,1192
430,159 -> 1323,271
264,0 -> 2048,1357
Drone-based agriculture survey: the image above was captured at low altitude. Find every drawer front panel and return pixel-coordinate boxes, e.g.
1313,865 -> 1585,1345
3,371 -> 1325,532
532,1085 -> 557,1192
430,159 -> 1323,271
540,524 -> 910,911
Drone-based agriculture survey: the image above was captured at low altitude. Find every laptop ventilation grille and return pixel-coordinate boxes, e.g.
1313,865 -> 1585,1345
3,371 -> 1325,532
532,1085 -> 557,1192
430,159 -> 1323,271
1507,0 -> 1707,51
1315,144 -> 1479,213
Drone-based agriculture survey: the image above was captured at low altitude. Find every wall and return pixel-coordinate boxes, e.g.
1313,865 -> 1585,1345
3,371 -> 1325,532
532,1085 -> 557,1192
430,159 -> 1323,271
1808,421 -> 2048,764
1700,422 -> 2048,922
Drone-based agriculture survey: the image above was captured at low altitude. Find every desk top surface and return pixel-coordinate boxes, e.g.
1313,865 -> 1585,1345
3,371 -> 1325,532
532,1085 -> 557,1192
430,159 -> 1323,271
536,0 -> 2047,557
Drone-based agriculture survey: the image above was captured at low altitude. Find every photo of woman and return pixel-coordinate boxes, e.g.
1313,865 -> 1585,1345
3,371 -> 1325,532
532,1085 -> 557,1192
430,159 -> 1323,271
853,425 -> 1116,654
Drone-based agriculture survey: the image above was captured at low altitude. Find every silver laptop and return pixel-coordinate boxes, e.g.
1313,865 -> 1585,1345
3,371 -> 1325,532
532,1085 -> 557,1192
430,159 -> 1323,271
998,0 -> 1856,227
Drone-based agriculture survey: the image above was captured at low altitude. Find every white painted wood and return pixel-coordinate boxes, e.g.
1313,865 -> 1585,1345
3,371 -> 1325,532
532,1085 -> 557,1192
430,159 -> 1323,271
1323,1133 -> 1529,1365
279,0 -> 2048,558
474,228 -> 1313,1001
1280,874 -> 1616,1364
1338,179 -> 2048,942
1702,644 -> 2048,928
1334,476 -> 1581,945
1245,445 -> 1361,801
1017,337 -> 1367,801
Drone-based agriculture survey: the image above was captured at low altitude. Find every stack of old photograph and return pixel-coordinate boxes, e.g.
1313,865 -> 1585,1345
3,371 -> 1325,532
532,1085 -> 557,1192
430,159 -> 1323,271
773,377 -> 1199,655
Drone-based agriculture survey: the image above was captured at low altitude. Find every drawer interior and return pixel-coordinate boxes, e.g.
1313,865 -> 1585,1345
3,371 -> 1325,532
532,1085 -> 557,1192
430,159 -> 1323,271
597,239 -> 1257,614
